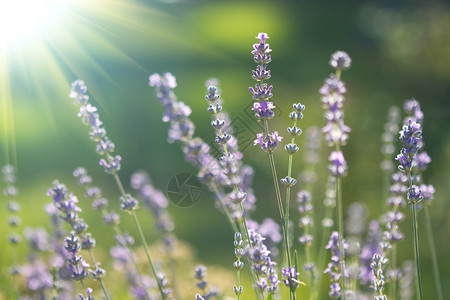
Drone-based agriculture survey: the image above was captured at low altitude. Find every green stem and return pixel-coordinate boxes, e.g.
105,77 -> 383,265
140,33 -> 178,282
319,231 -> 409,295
412,203 -> 423,300
113,174 -> 166,300
212,109 -> 253,250
237,268 -> 241,300
391,244 -> 397,300
314,176 -> 335,300
424,205 -> 442,300
131,210 -> 166,299
263,119 -> 292,269
407,172 -> 423,300
210,183 -> 239,233
11,244 -> 19,300
87,249 -> 110,300
336,176 -> 346,300
109,216 -> 151,300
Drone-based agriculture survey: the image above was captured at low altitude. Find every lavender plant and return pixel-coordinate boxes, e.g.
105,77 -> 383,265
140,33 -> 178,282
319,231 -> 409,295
1,32 -> 444,300
2,165 -> 21,299
69,80 -> 170,300
320,51 -> 352,299
395,117 -> 424,299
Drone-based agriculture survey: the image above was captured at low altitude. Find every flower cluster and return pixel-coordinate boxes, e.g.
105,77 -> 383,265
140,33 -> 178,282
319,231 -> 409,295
254,131 -> 283,152
297,190 -> 315,271
299,127 -> 322,185
2,165 -> 22,277
233,232 -> 244,297
396,120 -> 422,175
320,52 -> 351,147
370,253 -> 389,300
324,231 -> 349,298
194,265 -> 220,300
149,73 -> 194,143
131,170 -> 176,251
69,80 -> 121,174
328,150 -> 348,177
249,33 -> 281,152
244,229 -> 279,296
359,221 -> 382,285
47,180 -> 108,296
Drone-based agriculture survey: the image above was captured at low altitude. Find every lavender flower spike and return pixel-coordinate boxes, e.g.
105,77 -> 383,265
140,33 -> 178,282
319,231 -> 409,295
328,150 -> 348,177
254,131 -> 282,152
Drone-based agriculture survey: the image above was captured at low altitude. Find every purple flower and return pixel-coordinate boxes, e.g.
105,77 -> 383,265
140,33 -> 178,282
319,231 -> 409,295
328,151 -> 348,177
249,83 -> 273,101
99,155 -> 121,174
79,288 -> 94,300
252,101 -> 275,120
420,184 -> 435,203
360,221 -> 382,284
416,151 -> 431,171
329,51 -> 352,70
131,171 -> 174,234
251,32 -> 272,65
21,260 -> 52,292
69,80 -> 89,105
120,194 -> 139,212
254,131 -> 283,152
325,231 -> 349,298
23,227 -> 49,252
320,75 -> 347,96
69,260 -> 90,281
404,98 -> 424,124
407,185 -> 423,204
396,120 -> 422,175
282,266 -> 300,290
320,60 -> 351,149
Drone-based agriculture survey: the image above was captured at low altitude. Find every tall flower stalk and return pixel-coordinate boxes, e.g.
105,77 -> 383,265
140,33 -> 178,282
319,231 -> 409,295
250,33 -> 297,299
233,232 -> 244,300
47,181 -> 110,299
2,165 -> 21,300
149,73 -> 261,298
320,50 -> 352,298
395,119 -> 423,300
403,99 -> 442,300
73,167 -> 151,300
205,85 -> 253,251
69,80 -> 169,299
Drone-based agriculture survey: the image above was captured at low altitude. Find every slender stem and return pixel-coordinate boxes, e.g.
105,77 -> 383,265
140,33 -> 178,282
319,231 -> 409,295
113,173 -> 166,300
210,183 -> 239,233
79,278 -> 87,295
264,120 -> 285,219
314,176 -> 335,300
87,249 -> 110,300
76,263 -> 87,298
131,210 -> 166,300
109,215 -> 151,300
113,173 -> 127,197
407,172 -> 423,300
211,109 -> 253,249
263,119 -> 292,271
336,176 -> 346,300
412,203 -> 423,300
236,268 -> 241,300
391,243 -> 397,300
424,205 -> 443,300
11,244 -> 19,300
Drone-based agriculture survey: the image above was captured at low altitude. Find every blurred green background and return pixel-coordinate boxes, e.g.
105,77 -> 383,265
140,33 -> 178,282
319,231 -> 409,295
1,0 -> 450,298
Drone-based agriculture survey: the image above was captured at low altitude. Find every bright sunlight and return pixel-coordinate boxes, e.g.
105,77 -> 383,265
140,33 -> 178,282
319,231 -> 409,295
0,0 -> 76,50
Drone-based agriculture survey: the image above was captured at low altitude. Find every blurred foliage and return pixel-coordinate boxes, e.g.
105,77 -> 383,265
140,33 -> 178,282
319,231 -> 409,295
1,0 -> 450,298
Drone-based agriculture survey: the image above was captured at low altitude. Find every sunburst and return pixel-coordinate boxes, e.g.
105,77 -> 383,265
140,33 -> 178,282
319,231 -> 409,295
0,0 -> 177,167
